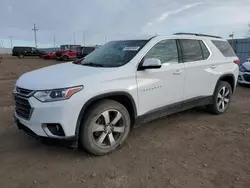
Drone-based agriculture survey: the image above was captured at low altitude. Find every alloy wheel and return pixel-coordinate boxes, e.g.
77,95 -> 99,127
92,109 -> 125,148
216,86 -> 230,112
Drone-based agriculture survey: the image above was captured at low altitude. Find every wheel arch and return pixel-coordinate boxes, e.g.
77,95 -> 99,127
61,54 -> 70,59
75,91 -> 138,137
214,73 -> 236,94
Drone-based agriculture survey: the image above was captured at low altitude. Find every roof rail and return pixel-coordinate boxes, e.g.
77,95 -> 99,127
174,33 -> 222,39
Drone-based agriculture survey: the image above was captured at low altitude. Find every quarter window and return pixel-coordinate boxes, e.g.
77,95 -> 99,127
212,40 -> 236,57
144,39 -> 178,64
180,39 -> 203,62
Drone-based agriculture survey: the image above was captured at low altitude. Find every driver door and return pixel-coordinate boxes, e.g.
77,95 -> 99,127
136,39 -> 185,119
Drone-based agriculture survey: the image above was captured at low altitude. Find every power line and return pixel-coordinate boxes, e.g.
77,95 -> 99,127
32,24 -> 38,47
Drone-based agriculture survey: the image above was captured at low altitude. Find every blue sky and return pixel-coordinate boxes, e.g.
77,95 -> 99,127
0,0 -> 250,48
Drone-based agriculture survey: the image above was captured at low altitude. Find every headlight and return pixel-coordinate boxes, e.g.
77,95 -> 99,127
33,86 -> 83,102
239,65 -> 247,72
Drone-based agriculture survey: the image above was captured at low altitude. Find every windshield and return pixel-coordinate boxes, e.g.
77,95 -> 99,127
81,40 -> 148,67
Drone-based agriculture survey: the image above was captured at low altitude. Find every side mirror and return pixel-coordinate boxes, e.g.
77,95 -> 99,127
140,58 -> 162,70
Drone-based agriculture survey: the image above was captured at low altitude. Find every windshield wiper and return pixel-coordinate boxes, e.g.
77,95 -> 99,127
82,62 -> 104,67
72,59 -> 83,64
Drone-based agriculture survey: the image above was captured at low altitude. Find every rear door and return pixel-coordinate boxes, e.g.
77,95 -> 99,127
25,47 -> 33,56
179,39 -> 215,102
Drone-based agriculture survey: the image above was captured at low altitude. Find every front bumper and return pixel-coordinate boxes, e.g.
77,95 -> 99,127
14,96 -> 83,139
15,116 -> 77,147
238,71 -> 250,84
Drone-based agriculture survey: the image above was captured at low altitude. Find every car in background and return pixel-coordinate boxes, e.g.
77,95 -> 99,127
56,45 -> 81,61
12,46 -> 44,58
43,52 -> 57,60
238,58 -> 250,85
76,46 -> 97,59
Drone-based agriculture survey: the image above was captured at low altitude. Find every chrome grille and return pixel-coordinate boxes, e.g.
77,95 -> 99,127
14,88 -> 33,120
16,87 -> 34,96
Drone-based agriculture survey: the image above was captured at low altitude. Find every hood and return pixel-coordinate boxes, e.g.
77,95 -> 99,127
242,62 -> 250,70
16,62 -> 117,90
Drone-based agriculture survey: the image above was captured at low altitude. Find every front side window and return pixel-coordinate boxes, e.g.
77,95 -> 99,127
81,40 -> 147,67
180,39 -> 203,62
144,39 -> 178,64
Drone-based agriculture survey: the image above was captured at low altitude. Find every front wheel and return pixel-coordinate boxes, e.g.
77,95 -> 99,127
209,81 -> 232,114
79,100 -> 131,155
62,55 -> 69,61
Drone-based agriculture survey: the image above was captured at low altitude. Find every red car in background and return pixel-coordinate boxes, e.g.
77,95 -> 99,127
43,51 -> 57,59
56,45 -> 81,61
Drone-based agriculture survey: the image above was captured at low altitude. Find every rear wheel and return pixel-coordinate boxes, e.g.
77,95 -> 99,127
79,100 -> 131,155
18,54 -> 24,59
209,81 -> 232,114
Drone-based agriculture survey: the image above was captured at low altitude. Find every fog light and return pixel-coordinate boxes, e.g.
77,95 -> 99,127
238,76 -> 242,81
46,123 -> 65,136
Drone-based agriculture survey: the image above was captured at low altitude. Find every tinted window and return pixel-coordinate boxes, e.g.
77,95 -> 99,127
199,41 -> 210,59
180,39 -> 203,62
81,40 -> 147,67
144,39 -> 178,64
212,40 -> 236,57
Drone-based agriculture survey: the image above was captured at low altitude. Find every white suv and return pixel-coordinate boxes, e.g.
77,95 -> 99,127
14,33 -> 239,155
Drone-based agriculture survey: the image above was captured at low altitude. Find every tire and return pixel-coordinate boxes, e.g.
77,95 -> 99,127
62,55 -> 69,61
18,54 -> 24,59
209,81 -> 232,115
79,99 -> 131,155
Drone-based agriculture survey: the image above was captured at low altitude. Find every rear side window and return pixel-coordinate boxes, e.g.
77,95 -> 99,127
212,40 -> 236,57
179,39 -> 203,62
199,41 -> 210,59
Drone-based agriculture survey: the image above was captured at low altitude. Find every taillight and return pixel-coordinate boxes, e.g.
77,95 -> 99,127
234,59 -> 240,65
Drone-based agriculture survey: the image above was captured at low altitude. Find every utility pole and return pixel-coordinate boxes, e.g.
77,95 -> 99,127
9,36 -> 13,49
82,31 -> 86,46
53,34 -> 56,48
248,23 -> 250,37
73,32 -> 76,45
32,24 -> 38,47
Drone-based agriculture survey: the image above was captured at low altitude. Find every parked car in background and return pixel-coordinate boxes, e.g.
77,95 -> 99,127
12,46 -> 44,58
238,58 -> 250,85
56,45 -> 81,61
43,52 -> 57,60
76,46 -> 97,59
13,33 -> 239,155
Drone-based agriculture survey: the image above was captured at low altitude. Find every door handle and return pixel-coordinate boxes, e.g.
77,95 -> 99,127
210,65 -> 217,69
173,70 -> 181,75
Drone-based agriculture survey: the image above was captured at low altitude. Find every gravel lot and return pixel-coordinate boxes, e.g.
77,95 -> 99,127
0,56 -> 250,188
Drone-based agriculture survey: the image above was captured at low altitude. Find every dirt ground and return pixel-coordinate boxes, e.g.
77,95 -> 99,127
0,56 -> 250,188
